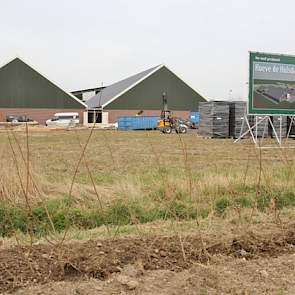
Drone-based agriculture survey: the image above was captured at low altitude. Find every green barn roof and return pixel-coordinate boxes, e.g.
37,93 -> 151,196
0,58 -> 86,109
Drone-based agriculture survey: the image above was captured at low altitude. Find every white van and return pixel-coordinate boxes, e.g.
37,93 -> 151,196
46,112 -> 80,127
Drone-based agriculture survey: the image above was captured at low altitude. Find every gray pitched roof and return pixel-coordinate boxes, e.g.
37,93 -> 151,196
86,65 -> 162,108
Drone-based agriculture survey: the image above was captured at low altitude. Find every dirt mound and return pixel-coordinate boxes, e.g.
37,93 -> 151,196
1,222 -> 295,293
9,253 -> 295,295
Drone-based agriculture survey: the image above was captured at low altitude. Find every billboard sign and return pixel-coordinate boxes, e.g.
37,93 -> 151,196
249,52 -> 295,115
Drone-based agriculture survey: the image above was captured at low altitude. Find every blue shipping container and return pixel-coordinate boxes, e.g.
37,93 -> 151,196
190,112 -> 200,124
118,116 -> 160,130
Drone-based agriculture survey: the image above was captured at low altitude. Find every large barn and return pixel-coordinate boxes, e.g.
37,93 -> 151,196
84,64 -> 205,123
0,58 -> 86,124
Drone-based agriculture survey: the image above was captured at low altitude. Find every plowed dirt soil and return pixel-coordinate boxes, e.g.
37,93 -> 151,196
1,222 -> 295,294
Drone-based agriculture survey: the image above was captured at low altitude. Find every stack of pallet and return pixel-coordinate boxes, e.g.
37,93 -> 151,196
198,100 -> 291,140
229,101 -> 247,138
198,101 -> 230,138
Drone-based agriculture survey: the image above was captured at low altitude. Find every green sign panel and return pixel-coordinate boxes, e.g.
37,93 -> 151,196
249,51 -> 295,115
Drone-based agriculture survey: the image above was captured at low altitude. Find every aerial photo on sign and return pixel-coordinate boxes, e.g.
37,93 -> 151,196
249,51 -> 295,115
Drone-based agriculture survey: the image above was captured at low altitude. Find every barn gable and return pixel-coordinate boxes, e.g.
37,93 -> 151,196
0,58 -> 85,109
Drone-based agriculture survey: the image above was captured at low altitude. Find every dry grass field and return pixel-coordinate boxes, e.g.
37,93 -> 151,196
1,127 -> 295,294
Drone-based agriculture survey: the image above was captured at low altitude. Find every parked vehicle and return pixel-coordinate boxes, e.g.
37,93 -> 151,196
46,112 -> 79,127
6,115 -> 33,123
157,111 -> 188,134
157,94 -> 188,134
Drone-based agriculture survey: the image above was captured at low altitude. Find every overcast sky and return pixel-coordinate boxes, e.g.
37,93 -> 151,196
1,0 -> 295,100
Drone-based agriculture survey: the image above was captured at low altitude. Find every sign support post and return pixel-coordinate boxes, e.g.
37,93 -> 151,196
235,114 -> 295,148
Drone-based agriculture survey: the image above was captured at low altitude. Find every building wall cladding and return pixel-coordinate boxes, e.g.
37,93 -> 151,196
0,58 -> 85,110
104,66 -> 205,110
0,108 -> 84,124
107,109 -> 190,123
